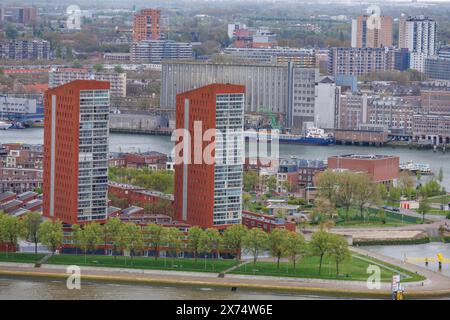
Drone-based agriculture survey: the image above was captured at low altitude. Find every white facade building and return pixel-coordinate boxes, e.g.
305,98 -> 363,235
77,89 -> 110,222
399,15 -> 437,72
213,92 -> 244,226
49,69 -> 127,98
314,76 -> 340,130
0,96 -> 36,115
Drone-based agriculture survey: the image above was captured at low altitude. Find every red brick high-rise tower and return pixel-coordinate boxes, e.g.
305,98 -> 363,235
133,8 -> 162,41
43,80 -> 110,225
174,84 -> 245,229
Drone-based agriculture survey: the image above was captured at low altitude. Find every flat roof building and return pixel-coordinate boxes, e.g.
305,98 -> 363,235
49,68 -> 126,98
351,15 -> 393,49
327,154 -> 399,186
43,80 -> 110,224
161,61 -> 318,130
133,8 -> 162,41
174,84 -> 245,229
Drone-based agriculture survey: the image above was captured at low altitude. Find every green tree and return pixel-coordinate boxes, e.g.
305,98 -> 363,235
23,212 -> 42,255
335,171 -> 358,220
75,223 -> 102,263
199,228 -> 222,270
83,223 -> 102,255
199,228 -> 222,260
353,173 -> 380,218
268,228 -> 289,270
0,215 -> 26,255
309,230 -> 332,275
243,227 -> 268,267
265,176 -> 277,193
144,223 -> 164,260
418,197 -> 431,223
388,186 -> 401,206
114,65 -> 125,73
38,220 -> 64,254
5,24 -> 18,39
163,227 -> 184,267
123,223 -> 144,264
316,170 -> 337,205
102,218 -> 122,256
243,170 -> 259,192
223,224 -> 248,262
93,63 -> 104,72
312,197 -> 337,222
243,193 -> 252,209
281,232 -> 306,273
398,171 -> 415,195
187,226 -> 204,262
327,234 -> 350,275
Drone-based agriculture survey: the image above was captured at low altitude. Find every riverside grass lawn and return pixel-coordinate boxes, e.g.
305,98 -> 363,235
0,252 -> 45,263
231,254 -> 425,283
0,252 -> 425,283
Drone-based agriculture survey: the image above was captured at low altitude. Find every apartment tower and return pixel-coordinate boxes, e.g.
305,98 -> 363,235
351,15 -> 393,48
43,80 -> 110,224
133,8 -> 162,41
398,15 -> 437,71
174,84 -> 245,229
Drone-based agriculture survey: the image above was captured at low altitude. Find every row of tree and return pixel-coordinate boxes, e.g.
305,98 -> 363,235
0,213 -> 350,275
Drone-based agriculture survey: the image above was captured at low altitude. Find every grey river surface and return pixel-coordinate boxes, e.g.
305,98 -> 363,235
0,278 -> 342,300
1,128 -> 450,188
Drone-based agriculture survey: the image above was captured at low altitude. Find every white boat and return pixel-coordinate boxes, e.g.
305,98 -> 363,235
399,160 -> 433,174
0,121 -> 12,130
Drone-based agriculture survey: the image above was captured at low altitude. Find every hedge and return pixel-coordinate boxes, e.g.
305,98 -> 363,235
353,237 -> 430,246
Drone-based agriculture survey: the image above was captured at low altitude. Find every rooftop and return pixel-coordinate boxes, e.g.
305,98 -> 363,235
0,191 -> 16,202
121,206 -> 144,215
329,154 -> 398,160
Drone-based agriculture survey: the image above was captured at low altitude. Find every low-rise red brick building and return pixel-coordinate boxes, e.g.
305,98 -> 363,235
108,182 -> 174,216
241,210 -> 296,232
327,154 -> 399,187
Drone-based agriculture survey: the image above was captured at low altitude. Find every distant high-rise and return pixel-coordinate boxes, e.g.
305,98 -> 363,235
43,80 -> 110,224
328,47 -> 395,77
399,15 -> 437,72
161,61 -> 318,130
174,84 -> 245,229
130,40 -> 193,64
0,6 -> 37,25
351,15 -> 393,48
133,8 -> 162,41
0,39 -> 49,60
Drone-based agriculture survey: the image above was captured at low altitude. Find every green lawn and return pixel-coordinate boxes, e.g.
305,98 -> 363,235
231,254 -> 425,283
0,252 -> 424,283
334,208 -> 421,228
0,252 -> 45,263
46,254 -> 238,273
428,195 -> 450,204
413,208 -> 449,216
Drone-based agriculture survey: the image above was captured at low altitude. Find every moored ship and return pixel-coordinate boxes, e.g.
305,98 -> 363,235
245,127 -> 335,145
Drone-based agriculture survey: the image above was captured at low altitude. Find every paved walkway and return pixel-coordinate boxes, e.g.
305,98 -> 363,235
0,249 -> 449,298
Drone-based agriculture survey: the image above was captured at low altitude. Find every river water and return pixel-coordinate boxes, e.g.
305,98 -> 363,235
0,277 -> 340,300
1,128 -> 450,189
